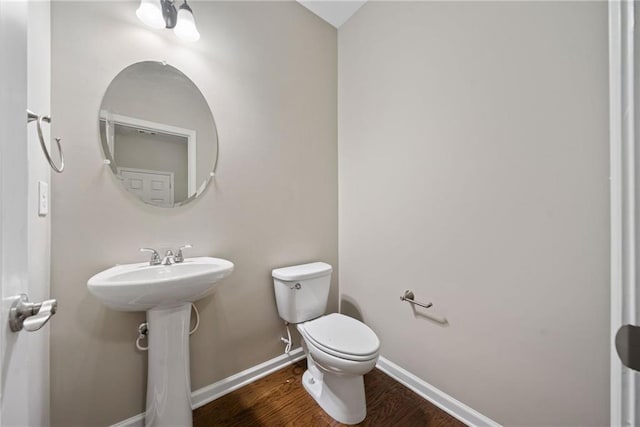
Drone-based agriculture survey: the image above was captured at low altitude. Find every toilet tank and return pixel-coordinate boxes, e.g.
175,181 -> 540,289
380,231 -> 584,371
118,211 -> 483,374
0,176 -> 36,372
272,262 -> 332,323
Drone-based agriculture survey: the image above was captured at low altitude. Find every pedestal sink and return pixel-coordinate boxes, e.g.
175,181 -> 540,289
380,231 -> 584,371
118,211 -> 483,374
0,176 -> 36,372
87,257 -> 234,427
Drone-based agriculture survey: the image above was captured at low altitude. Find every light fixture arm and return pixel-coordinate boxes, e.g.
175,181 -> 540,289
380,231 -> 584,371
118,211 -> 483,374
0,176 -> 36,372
161,0 -> 178,29
137,0 -> 199,42
178,0 -> 193,15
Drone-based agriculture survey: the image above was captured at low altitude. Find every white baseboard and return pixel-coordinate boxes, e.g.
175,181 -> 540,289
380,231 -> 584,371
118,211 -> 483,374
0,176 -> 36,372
376,356 -> 501,427
111,347 -> 306,427
111,412 -> 145,427
113,350 -> 498,427
191,347 -> 305,408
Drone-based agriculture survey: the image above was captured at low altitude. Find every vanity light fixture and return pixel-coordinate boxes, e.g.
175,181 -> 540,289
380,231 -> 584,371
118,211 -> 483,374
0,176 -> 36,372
136,0 -> 200,42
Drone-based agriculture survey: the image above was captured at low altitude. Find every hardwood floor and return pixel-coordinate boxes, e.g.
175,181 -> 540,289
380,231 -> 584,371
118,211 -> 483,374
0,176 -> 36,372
193,360 -> 467,427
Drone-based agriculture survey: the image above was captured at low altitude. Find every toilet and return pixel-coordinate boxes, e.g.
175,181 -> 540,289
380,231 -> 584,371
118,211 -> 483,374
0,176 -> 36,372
272,262 -> 380,425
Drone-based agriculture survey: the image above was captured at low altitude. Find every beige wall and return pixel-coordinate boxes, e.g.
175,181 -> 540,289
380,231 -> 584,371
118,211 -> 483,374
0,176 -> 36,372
50,2 -> 337,426
338,2 -> 609,426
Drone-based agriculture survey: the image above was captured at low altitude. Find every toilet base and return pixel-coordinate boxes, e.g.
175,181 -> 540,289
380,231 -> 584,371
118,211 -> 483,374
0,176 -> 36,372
301,365 -> 367,425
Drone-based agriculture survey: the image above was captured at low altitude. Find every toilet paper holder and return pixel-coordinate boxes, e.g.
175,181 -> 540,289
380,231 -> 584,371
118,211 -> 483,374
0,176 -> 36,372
400,290 -> 433,310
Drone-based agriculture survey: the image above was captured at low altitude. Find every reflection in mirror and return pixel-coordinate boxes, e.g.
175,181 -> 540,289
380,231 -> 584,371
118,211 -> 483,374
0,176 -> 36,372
99,61 -> 218,208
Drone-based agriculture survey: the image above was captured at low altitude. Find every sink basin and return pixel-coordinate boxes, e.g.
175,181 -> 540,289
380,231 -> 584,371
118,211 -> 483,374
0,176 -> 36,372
87,257 -> 234,311
88,255 -> 233,426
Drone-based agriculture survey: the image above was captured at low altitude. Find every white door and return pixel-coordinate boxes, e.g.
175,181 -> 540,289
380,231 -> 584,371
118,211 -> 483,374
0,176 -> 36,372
0,0 -> 51,426
119,167 -> 174,207
610,1 -> 640,425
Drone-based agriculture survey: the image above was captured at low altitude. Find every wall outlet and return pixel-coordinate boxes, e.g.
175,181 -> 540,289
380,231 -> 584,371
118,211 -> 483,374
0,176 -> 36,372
38,181 -> 48,216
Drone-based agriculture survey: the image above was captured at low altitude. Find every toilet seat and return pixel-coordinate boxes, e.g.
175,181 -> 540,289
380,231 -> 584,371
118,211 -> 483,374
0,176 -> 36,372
303,334 -> 379,377
298,313 -> 380,362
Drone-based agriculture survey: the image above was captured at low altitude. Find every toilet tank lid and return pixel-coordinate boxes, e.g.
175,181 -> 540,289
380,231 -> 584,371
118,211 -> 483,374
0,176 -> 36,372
272,262 -> 332,281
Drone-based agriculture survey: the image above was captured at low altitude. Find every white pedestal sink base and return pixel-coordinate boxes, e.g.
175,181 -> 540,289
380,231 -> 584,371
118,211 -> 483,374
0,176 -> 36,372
145,303 -> 192,427
86,257 -> 234,426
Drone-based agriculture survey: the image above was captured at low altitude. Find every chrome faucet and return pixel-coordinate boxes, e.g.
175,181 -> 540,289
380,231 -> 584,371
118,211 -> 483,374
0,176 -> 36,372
161,250 -> 176,265
140,245 -> 192,266
175,244 -> 192,263
140,248 -> 161,265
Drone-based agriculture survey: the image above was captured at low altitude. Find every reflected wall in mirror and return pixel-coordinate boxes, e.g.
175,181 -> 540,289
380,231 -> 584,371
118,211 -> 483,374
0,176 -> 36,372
99,61 -> 218,208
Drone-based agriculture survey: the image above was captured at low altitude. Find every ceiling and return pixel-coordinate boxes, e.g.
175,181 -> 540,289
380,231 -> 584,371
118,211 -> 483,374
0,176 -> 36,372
296,1 -> 367,28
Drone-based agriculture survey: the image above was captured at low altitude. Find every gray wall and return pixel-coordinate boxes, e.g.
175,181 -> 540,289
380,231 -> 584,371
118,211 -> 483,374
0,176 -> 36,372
112,129 -> 189,202
338,2 -> 609,426
51,2 -> 337,426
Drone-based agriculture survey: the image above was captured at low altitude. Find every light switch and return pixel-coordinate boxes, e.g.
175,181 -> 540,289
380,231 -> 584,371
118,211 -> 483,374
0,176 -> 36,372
38,181 -> 48,216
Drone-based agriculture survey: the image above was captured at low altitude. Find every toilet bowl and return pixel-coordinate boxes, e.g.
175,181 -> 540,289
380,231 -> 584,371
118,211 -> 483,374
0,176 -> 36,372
272,263 -> 380,425
297,313 -> 380,424
298,313 -> 379,373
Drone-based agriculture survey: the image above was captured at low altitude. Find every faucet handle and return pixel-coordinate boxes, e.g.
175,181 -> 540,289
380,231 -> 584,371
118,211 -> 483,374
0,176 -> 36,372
175,244 -> 192,263
140,248 -> 161,265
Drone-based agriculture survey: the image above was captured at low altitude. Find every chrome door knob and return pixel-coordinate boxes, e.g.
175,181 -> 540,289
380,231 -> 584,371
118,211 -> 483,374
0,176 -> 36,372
616,324 -> 640,372
9,294 -> 57,332
23,299 -> 57,332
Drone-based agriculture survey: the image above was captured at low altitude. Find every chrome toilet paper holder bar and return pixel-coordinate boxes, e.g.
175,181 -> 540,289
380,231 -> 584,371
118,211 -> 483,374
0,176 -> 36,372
400,290 -> 433,309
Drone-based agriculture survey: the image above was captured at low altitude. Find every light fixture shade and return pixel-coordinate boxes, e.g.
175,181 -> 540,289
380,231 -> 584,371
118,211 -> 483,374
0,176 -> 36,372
136,0 -> 165,29
174,3 -> 200,42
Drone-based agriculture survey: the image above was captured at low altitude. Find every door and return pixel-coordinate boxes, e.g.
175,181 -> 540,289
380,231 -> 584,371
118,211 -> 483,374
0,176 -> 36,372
0,0 -> 52,426
610,0 -> 640,425
119,167 -> 174,207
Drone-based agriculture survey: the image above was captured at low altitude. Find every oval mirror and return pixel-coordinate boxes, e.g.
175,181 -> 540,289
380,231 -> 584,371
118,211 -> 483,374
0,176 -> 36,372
99,61 -> 218,208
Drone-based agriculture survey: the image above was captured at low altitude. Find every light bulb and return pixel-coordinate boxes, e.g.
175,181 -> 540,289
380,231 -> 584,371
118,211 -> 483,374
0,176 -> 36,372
174,2 -> 200,42
136,0 -> 165,29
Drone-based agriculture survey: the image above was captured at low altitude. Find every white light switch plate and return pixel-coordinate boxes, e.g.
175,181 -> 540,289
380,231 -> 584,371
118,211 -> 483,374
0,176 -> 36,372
38,181 -> 48,216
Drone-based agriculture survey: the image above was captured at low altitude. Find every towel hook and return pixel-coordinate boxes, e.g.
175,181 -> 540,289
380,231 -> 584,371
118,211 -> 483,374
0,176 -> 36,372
27,110 -> 64,173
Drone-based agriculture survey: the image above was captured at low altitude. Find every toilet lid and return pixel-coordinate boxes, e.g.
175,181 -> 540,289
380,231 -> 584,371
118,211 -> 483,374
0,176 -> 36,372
272,262 -> 332,281
301,313 -> 380,357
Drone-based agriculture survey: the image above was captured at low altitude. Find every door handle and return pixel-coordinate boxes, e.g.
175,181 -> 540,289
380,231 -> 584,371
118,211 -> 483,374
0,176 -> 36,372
9,294 -> 57,332
616,325 -> 640,372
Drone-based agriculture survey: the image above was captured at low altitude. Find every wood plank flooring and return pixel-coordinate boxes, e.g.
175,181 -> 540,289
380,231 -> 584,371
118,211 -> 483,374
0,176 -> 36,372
193,360 -> 467,427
